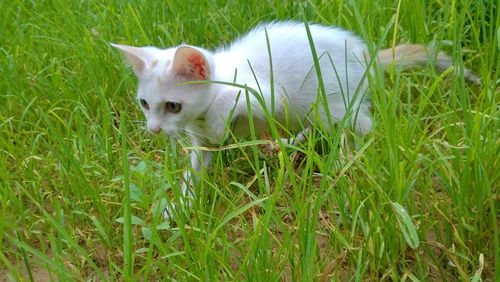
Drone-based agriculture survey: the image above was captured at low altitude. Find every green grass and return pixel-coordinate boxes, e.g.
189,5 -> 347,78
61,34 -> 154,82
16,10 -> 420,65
0,0 -> 498,280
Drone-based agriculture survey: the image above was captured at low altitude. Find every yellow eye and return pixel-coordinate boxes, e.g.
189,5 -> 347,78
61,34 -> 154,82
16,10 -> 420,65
139,99 -> 149,110
166,102 -> 182,113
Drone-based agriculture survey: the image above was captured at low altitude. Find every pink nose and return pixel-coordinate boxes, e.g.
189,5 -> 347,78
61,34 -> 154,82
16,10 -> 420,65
149,127 -> 161,134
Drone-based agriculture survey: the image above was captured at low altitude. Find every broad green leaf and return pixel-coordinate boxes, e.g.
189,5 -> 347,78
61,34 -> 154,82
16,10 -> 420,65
392,202 -> 420,249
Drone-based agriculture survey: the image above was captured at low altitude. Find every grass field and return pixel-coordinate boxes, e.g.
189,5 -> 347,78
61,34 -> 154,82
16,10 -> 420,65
0,0 -> 498,280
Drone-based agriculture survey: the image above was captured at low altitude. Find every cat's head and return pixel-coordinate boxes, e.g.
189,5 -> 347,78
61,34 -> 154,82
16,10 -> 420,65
112,43 -> 214,135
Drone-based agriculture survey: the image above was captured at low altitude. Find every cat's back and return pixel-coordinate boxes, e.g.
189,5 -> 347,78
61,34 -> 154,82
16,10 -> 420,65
222,21 -> 366,60
213,21 -> 367,81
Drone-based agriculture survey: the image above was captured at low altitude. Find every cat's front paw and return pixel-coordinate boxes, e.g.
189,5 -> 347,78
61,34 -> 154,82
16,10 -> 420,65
163,204 -> 175,220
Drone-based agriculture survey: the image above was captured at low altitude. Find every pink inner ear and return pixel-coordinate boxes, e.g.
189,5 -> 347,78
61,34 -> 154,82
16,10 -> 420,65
174,47 -> 210,81
187,53 -> 208,80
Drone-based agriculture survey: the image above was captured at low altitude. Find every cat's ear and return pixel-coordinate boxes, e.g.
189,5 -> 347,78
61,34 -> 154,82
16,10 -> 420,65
172,46 -> 210,81
111,43 -> 155,75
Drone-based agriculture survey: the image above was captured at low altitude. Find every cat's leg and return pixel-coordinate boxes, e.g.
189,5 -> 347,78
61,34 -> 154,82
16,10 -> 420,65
278,110 -> 372,148
163,95 -> 235,219
285,114 -> 372,144
353,111 -> 373,136
182,147 -> 213,196
329,104 -> 373,136
280,127 -> 310,146
164,147 -> 212,220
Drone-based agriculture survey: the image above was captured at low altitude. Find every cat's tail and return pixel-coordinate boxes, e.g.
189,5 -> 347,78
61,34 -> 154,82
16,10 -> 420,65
377,44 -> 480,84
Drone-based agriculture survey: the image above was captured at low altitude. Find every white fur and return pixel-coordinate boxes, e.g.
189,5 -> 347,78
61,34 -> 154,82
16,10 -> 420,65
113,22 -> 373,218
112,22 -> 481,219
113,21 -> 479,218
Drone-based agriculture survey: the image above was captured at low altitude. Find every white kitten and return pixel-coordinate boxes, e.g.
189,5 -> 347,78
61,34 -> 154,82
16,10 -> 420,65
112,21 -> 479,219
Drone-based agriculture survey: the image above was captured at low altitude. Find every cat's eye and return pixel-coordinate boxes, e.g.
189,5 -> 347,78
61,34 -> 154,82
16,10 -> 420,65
166,102 -> 182,113
139,99 -> 149,110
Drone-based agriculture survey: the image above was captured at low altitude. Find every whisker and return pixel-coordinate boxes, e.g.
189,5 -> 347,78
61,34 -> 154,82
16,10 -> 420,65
127,120 -> 146,124
173,133 -> 190,146
177,128 -> 211,142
